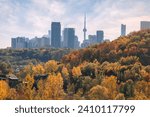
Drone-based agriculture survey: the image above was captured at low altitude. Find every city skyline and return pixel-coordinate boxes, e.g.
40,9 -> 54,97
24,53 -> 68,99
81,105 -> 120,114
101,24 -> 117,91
0,0 -> 150,48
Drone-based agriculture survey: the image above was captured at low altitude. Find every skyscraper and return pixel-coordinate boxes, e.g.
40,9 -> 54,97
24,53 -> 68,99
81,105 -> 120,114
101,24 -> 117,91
140,21 -> 150,30
63,28 -> 75,48
96,30 -> 104,43
63,28 -> 68,48
74,36 -> 80,49
48,30 -> 51,45
121,24 -> 126,36
51,22 -> 61,48
83,14 -> 87,40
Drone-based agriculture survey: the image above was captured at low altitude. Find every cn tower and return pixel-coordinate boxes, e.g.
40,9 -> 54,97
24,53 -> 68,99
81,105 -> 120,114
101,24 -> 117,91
83,13 -> 87,40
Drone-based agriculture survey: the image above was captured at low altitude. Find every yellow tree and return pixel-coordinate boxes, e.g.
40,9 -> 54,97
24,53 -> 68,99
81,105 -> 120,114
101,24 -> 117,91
21,74 -> 34,99
72,67 -> 82,78
101,76 -> 118,99
8,88 -> 18,100
37,73 -> 65,99
32,64 -> 45,75
45,60 -> 58,73
0,80 -> 9,100
62,67 -> 69,79
134,81 -> 149,99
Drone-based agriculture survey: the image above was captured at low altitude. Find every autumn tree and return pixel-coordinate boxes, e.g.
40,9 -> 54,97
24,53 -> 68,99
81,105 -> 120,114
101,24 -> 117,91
115,93 -> 125,100
134,81 -> 149,99
72,67 -> 82,78
120,80 -> 134,99
101,76 -> 118,99
37,73 -> 65,99
45,60 -> 58,73
0,80 -> 9,100
0,62 -> 12,74
20,74 -> 34,99
119,56 -> 139,65
61,66 -> 69,92
61,67 -> 69,79
32,64 -> 45,75
88,85 -> 109,100
8,88 -> 18,100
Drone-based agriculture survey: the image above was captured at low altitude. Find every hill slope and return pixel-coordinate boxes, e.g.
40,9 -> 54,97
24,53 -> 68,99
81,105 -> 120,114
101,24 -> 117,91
62,30 -> 150,66
0,48 -> 71,74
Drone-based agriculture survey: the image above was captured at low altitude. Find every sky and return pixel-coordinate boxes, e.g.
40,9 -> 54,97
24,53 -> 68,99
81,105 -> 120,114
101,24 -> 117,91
0,0 -> 150,48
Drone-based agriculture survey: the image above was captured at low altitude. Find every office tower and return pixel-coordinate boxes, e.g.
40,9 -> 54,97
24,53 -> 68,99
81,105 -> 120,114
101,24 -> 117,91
83,14 -> 87,40
51,22 -> 61,48
11,37 -> 29,49
121,24 -> 126,36
48,30 -> 51,45
63,28 -> 75,48
140,21 -> 150,30
88,35 -> 97,44
74,36 -> 80,49
63,28 -> 68,48
96,30 -> 104,43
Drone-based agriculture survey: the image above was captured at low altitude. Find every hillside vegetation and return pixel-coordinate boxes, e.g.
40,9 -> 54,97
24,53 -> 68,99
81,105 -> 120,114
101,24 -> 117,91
0,30 -> 150,100
0,48 -> 71,74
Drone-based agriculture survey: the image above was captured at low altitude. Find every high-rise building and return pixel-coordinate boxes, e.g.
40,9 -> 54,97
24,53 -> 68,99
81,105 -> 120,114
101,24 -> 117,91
11,37 -> 29,49
96,30 -> 104,43
63,28 -> 68,48
74,36 -> 80,49
51,22 -> 61,48
121,24 -> 126,36
48,30 -> 51,45
63,28 -> 75,48
88,35 -> 97,44
140,21 -> 150,30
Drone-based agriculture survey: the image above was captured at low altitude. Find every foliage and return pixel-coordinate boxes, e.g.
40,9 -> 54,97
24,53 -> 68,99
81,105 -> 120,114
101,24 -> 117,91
0,81 -> 9,100
0,30 -> 150,100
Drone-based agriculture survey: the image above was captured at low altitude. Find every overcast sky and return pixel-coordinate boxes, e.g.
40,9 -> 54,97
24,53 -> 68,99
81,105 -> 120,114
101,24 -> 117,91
0,0 -> 150,48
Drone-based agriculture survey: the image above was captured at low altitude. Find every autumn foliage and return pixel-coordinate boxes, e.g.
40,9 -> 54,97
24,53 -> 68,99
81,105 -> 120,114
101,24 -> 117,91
0,30 -> 150,100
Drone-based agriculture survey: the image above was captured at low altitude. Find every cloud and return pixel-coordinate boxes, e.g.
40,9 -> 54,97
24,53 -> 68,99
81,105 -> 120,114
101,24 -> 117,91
0,0 -> 150,48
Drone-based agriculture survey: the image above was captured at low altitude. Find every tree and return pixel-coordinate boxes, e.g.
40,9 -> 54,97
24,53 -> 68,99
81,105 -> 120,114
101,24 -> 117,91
61,67 -> 69,79
115,93 -> 125,100
140,69 -> 150,82
101,76 -> 118,99
119,56 -> 139,65
45,60 -> 58,73
120,80 -> 134,98
21,74 -> 34,99
37,73 -> 65,99
32,64 -> 45,75
134,81 -> 149,99
8,88 -> 18,100
0,80 -> 9,100
88,85 -> 109,100
72,67 -> 82,78
0,62 -> 12,74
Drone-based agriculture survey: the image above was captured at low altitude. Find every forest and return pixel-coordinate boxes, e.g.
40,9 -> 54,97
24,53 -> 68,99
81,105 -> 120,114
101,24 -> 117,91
0,30 -> 150,100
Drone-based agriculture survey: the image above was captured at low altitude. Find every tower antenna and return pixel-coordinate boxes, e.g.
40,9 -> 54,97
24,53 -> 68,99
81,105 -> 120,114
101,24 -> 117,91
83,13 -> 87,40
